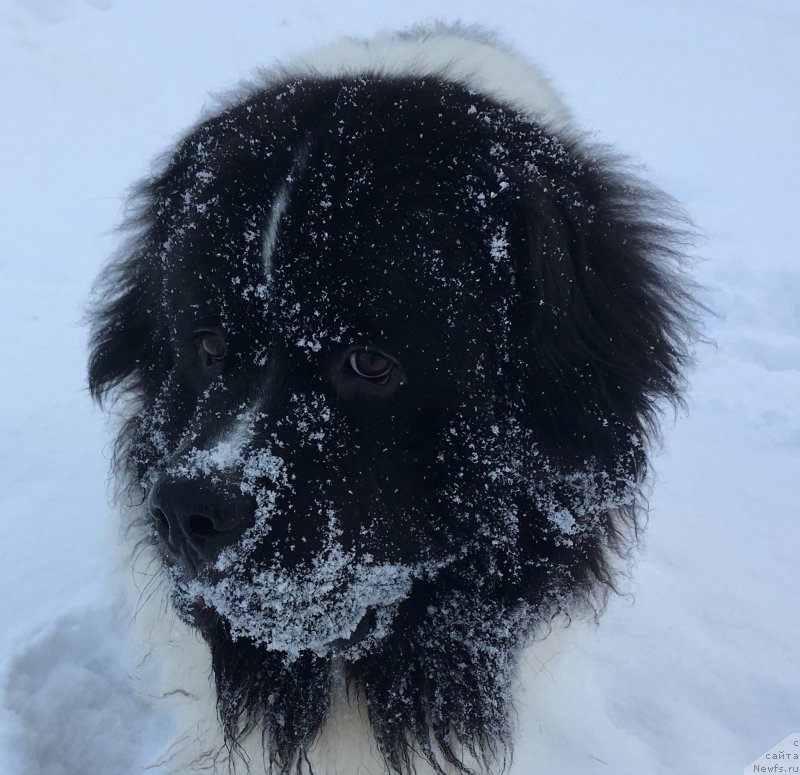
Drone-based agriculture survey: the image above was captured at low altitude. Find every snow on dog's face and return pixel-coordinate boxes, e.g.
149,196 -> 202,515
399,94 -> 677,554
90,37 -> 695,775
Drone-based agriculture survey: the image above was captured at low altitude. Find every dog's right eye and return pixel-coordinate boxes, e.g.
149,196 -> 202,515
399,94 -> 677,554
349,350 -> 393,381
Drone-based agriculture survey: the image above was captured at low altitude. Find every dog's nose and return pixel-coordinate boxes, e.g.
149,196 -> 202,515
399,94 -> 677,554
148,478 -> 255,565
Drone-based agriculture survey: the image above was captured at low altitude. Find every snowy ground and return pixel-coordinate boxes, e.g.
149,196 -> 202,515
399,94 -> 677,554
1,1 -> 798,773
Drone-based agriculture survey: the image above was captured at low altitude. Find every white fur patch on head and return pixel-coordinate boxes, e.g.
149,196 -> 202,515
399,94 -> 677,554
280,24 -> 573,134
262,183 -> 290,278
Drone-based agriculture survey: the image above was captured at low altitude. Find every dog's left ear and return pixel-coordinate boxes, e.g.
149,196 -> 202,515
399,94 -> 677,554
500,140 -> 697,447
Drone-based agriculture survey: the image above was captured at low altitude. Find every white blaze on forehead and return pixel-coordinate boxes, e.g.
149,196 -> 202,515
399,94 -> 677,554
281,25 -> 573,134
262,184 -> 290,278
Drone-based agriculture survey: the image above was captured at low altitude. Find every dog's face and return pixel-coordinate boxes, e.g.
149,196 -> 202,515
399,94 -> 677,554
147,118 -> 517,659
90,72 -> 692,772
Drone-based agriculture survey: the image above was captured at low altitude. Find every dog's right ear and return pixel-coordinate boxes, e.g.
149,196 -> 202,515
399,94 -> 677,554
88,244 -> 159,405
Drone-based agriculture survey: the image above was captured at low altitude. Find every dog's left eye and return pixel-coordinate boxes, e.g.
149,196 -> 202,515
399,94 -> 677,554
195,330 -> 226,372
349,350 -> 393,381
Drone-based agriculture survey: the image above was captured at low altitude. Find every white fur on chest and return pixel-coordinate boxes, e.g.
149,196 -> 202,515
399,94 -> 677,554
124,570 -> 573,775
131,586 -> 498,774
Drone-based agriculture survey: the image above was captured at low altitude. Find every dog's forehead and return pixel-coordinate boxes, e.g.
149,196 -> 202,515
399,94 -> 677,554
157,76 -> 523,351
268,207 -> 499,356
280,86 -> 512,290
273,95 -> 504,261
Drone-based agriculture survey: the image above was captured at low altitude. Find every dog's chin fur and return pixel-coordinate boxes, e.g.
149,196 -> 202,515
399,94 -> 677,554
91,24 -> 697,775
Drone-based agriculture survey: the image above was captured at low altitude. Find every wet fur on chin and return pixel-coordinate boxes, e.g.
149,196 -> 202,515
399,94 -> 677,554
90,25 -> 697,775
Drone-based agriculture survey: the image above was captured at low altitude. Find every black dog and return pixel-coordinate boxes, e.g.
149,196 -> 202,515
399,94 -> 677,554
89,26 -> 695,775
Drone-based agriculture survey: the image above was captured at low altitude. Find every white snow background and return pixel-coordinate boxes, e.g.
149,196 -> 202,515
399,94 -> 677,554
1,1 -> 798,773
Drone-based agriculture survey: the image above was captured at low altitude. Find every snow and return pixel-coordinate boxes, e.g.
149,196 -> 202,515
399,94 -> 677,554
182,541 -> 420,662
1,1 -> 798,774
2,607 -> 169,775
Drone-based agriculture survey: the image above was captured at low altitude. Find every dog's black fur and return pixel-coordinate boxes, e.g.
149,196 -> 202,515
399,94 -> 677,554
89,45 -> 695,775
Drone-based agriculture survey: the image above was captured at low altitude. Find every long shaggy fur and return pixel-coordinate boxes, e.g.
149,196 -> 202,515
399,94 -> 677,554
89,25 -> 696,775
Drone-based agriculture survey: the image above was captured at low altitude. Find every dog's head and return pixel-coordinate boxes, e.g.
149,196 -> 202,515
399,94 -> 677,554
89,32 -> 694,774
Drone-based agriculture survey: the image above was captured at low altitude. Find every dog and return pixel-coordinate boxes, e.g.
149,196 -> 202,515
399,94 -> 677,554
89,25 -> 695,775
